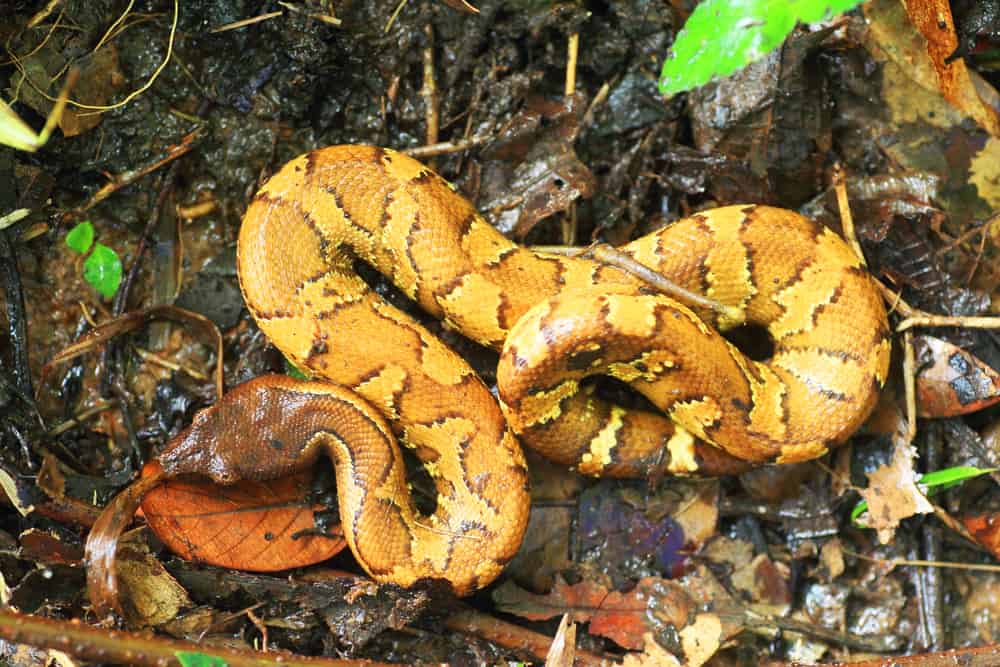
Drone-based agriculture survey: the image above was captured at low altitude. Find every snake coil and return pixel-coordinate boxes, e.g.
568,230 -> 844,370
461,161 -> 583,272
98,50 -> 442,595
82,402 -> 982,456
148,145 -> 890,594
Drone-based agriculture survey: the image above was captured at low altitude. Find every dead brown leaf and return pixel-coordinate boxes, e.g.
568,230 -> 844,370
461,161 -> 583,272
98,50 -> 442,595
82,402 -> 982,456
115,533 -> 192,627
914,335 -> 1000,417
901,0 -> 1000,135
859,438 -> 933,543
493,574 -> 694,651
141,468 -> 346,572
58,47 -> 125,137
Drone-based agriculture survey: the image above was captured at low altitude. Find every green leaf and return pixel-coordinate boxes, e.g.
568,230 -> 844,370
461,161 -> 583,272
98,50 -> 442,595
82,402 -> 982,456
66,221 -> 95,254
917,466 -> 997,490
284,358 -> 310,381
658,0 -> 866,96
851,466 -> 996,527
175,652 -> 228,667
82,243 -> 123,299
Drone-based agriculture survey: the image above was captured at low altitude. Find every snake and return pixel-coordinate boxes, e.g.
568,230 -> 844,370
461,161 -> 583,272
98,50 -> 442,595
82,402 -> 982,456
143,145 -> 891,596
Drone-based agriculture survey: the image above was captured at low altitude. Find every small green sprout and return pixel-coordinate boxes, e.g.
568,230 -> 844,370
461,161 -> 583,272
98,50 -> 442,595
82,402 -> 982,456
65,221 -> 123,299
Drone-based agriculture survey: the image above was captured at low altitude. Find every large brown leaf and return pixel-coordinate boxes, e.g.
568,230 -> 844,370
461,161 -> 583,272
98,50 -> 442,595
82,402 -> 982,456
141,467 -> 345,572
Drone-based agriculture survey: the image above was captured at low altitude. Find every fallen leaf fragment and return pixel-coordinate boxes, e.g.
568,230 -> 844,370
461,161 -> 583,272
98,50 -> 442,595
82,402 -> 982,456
115,534 -> 192,627
901,0 -> 1000,135
493,574 -> 694,651
620,633 -> 682,667
914,335 -> 1000,417
962,513 -> 1000,559
858,438 -> 933,543
544,614 -> 576,667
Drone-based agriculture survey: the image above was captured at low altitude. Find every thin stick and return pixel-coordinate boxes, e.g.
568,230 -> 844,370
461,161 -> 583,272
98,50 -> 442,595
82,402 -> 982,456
210,10 -> 282,33
588,243 -> 745,326
897,314 -> 1000,332
0,608 -> 395,667
844,549 -> 1000,573
421,23 -> 439,148
403,135 -> 492,158
903,330 -> 917,443
565,32 -> 579,97
832,164 -> 867,266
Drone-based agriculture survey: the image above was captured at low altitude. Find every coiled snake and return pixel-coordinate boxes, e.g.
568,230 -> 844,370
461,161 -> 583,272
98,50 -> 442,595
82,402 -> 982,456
126,145 -> 891,595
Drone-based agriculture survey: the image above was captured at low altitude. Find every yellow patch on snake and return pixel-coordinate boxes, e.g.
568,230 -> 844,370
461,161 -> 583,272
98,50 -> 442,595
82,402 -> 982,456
702,209 -> 755,330
772,348 -> 859,401
295,272 -> 367,312
556,256 -> 603,290
517,380 -> 579,427
576,405 -> 626,475
312,188 -> 379,261
255,156 -> 307,201
464,217 -> 515,266
380,191 -> 422,299
438,272 -> 506,345
381,148 -> 429,181
775,441 -> 828,464
623,234 -> 663,272
665,426 -> 699,474
604,294 -> 659,338
770,228 -> 860,340
254,315 -> 319,364
607,350 -> 677,383
873,337 -> 892,385
746,361 -> 788,441
404,417 -> 475,487
669,396 -> 723,443
355,364 -> 408,419
418,337 -> 474,386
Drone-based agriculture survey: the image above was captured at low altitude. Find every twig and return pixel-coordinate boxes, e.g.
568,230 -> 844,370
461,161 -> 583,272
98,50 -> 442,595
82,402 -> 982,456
385,0 -> 409,33
832,163 -> 867,266
0,608 -> 397,667
210,10 -> 282,33
444,609 -> 614,667
403,135 -> 492,158
277,1 -> 341,26
0,227 -> 34,397
26,0 -> 62,27
903,330 -> 917,443
587,243 -> 745,326
897,314 -> 1000,332
46,399 -> 118,437
739,609 -> 901,652
61,129 -> 199,225
565,32 -> 578,98
771,643 -> 1000,666
421,22 -> 439,149
843,549 -> 1000,572
561,31 -> 579,245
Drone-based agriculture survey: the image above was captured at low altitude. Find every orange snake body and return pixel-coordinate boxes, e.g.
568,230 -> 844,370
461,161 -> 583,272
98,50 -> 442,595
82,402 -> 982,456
149,145 -> 890,595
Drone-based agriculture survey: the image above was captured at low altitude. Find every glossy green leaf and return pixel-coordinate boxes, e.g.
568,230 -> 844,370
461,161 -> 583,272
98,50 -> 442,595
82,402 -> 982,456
659,0 -> 865,96
175,652 -> 228,667
66,221 -> 95,254
284,358 -> 310,380
82,242 -> 123,299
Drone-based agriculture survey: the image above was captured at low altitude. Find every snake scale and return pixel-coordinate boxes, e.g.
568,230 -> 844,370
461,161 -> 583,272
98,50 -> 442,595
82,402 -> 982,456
146,145 -> 891,595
